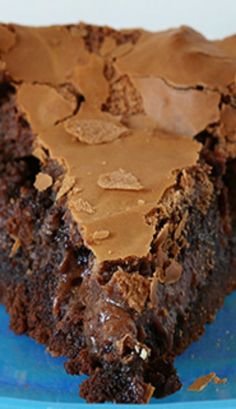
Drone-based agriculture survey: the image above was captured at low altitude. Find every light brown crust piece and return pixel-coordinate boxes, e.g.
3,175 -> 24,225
34,172 -> 53,192
109,269 -> 150,313
65,118 -> 128,145
16,83 -> 74,133
33,146 -> 48,163
92,230 -> 110,241
56,175 -> 76,200
132,76 -> 221,136
188,372 -> 228,391
213,376 -> 227,385
71,198 -> 95,215
97,168 -> 144,191
188,372 -> 216,392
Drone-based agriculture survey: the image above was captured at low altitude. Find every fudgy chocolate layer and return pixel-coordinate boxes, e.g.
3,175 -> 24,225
0,87 -> 235,403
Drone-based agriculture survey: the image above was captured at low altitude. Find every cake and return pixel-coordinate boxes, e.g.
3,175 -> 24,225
0,22 -> 235,403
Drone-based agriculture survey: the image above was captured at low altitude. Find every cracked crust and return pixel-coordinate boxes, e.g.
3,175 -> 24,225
0,23 -> 235,263
0,23 -> 235,404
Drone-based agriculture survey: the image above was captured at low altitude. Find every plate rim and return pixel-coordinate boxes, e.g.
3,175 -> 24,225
1,397 -> 236,409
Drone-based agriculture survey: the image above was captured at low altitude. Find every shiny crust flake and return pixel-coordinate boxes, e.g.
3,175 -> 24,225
72,198 -> 95,214
92,230 -> 110,241
64,118 -> 128,145
97,168 -> 143,191
34,172 -> 53,192
56,175 -> 76,200
213,376 -> 227,385
33,146 -> 48,163
188,372 -> 216,392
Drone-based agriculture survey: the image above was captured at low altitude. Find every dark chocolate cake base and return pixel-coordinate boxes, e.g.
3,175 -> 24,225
0,85 -> 235,403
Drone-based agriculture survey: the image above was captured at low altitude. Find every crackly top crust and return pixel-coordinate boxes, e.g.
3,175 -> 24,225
0,23 -> 235,263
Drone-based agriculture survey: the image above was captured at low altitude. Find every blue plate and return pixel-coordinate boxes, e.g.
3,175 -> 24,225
0,292 -> 236,409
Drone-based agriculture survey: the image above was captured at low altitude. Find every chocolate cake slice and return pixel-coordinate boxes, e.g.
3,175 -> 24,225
0,23 -> 235,403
